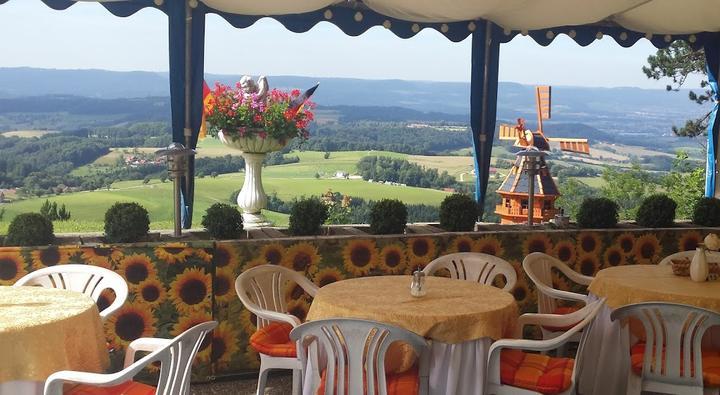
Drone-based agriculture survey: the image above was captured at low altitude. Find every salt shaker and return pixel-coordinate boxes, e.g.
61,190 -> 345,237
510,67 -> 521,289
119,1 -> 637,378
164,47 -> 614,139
410,268 -> 427,297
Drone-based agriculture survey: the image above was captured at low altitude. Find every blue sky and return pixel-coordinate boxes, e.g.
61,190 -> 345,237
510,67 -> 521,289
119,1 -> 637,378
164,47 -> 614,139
0,0 -> 705,89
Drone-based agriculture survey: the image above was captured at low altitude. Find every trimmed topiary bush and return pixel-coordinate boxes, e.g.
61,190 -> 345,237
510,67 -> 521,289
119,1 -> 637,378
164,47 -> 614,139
202,203 -> 243,239
692,197 -> 720,226
576,197 -> 619,229
636,194 -> 677,228
104,202 -> 150,243
289,197 -> 328,236
370,199 -> 408,235
439,193 -> 478,231
5,213 -> 54,246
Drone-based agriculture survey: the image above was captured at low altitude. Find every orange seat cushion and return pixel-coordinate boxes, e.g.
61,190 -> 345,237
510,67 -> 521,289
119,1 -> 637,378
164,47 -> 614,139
542,306 -> 581,332
65,381 -> 156,395
500,349 -> 575,394
630,343 -> 720,387
317,364 -> 419,395
250,322 -> 297,358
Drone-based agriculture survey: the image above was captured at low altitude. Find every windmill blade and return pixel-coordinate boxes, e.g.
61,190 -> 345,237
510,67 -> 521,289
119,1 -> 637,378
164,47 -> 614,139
547,137 -> 590,154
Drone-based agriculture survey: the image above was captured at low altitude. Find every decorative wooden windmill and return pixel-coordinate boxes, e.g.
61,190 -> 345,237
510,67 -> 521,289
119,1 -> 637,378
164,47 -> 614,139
495,86 -> 590,224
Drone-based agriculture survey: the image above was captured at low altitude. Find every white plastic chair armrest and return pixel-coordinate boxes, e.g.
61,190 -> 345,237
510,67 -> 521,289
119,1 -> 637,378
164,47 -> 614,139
536,285 -> 589,304
295,275 -> 319,297
252,307 -> 303,328
515,310 -> 585,337
561,269 -> 594,286
44,365 -> 144,395
124,338 -> 172,368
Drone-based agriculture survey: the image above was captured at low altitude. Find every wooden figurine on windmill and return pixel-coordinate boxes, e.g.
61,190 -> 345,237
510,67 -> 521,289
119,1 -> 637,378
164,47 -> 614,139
495,86 -> 590,224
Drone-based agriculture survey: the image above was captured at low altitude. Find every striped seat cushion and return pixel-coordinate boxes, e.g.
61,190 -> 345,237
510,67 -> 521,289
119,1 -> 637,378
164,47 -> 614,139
542,306 -> 581,332
630,343 -> 720,387
250,321 -> 297,358
317,364 -> 419,395
65,381 -> 156,395
500,349 -> 575,394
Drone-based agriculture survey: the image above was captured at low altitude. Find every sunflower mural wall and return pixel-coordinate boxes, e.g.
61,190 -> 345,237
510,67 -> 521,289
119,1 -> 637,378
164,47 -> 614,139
0,226 -> 715,379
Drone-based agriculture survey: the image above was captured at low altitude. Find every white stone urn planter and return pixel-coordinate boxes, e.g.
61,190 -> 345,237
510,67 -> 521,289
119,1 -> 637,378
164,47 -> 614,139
218,131 -> 287,228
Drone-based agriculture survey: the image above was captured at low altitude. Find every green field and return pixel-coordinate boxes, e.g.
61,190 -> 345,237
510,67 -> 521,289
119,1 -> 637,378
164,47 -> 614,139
0,174 -> 451,233
2,130 -> 60,138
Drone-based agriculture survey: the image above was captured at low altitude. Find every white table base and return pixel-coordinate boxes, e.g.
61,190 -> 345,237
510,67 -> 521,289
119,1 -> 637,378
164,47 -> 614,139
579,294 -> 720,395
303,338 -> 491,395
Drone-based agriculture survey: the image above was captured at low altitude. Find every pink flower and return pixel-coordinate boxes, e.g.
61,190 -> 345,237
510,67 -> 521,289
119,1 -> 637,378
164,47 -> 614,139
258,131 -> 267,139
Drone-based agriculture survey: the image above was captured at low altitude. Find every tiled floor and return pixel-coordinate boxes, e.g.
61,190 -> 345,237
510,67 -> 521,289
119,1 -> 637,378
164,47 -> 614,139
190,373 -> 292,395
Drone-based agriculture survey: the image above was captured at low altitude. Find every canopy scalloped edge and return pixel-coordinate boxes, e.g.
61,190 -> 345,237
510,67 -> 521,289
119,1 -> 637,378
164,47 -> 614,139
34,0 -> 161,18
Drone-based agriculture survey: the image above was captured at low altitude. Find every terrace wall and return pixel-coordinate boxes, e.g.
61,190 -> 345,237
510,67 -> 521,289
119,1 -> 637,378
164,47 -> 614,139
0,226 -> 711,381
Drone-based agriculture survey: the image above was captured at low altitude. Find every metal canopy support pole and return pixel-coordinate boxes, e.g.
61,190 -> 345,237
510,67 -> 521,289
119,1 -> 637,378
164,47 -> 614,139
168,0 -> 206,228
470,21 -> 501,220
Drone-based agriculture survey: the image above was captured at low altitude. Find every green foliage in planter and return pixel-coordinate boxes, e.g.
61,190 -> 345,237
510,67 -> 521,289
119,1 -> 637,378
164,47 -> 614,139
202,203 -> 244,239
370,199 -> 408,235
5,213 -> 54,246
439,193 -> 478,231
576,197 -> 619,229
636,194 -> 677,227
104,202 -> 150,243
692,197 -> 720,226
289,197 -> 328,236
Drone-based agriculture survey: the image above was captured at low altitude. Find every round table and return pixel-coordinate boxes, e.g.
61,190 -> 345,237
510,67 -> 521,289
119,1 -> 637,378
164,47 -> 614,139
0,286 -> 110,395
305,275 -> 518,395
580,265 -> 720,395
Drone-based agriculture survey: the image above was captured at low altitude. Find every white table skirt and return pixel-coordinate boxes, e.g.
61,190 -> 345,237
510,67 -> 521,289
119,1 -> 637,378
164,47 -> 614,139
578,294 -> 720,395
0,381 -> 44,395
303,337 -> 492,395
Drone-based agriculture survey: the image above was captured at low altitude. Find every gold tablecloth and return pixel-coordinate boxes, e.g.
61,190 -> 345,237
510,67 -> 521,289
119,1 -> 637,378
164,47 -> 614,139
0,286 -> 109,382
589,265 -> 720,311
306,275 -> 518,344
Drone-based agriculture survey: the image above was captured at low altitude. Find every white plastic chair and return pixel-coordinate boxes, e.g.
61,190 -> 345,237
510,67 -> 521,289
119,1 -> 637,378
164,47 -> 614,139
423,252 -> 517,291
14,264 -> 129,322
611,302 -> 720,395
44,320 -> 218,395
235,264 -> 319,395
290,318 -> 430,395
522,252 -> 593,343
486,299 -> 605,395
658,249 -> 720,265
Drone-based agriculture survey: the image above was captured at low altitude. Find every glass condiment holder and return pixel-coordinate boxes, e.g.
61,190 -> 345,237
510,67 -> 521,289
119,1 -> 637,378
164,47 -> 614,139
410,268 -> 427,297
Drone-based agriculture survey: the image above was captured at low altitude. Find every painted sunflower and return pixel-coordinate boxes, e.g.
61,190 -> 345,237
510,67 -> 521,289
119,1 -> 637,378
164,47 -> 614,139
447,235 -> 475,253
475,236 -> 505,257
522,233 -> 553,256
244,344 -> 260,369
551,271 -> 573,292
633,233 -> 662,265
406,237 -> 437,266
154,242 -> 192,265
511,279 -> 536,309
257,243 -> 286,265
575,254 -> 601,277
552,240 -> 577,265
678,230 -> 702,252
378,244 -> 407,274
284,282 -> 311,303
213,243 -> 240,269
242,258 -> 267,272
171,311 -> 213,363
108,303 -> 157,351
214,267 -> 236,305
603,246 -> 627,267
313,267 -> 345,287
576,232 -> 602,256
136,277 -> 167,308
0,251 -> 28,285
118,254 -> 157,288
169,267 -> 212,315
194,248 -> 213,263
282,242 -> 321,275
81,247 -> 114,269
239,307 -> 258,335
342,239 -> 379,276
615,232 -> 636,255
286,299 -> 311,322
31,247 -> 69,270
96,288 -> 117,313
210,321 -> 240,367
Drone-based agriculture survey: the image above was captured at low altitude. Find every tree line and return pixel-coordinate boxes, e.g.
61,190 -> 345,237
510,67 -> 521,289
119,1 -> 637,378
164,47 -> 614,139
356,156 -> 459,190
